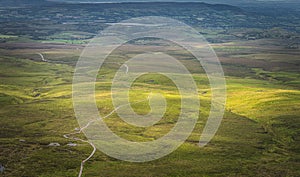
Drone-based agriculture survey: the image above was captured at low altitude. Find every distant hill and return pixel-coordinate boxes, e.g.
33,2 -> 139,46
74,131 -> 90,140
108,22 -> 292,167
0,0 -> 243,13
0,0 -> 298,41
1,0 -> 299,9
46,0 -> 300,5
0,0 -> 52,7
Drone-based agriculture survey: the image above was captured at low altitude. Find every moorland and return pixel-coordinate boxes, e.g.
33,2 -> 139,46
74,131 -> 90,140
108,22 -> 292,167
0,1 -> 299,176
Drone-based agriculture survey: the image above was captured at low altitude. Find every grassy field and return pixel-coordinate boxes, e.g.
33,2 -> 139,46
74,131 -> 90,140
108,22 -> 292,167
0,1 -> 299,176
0,38 -> 299,176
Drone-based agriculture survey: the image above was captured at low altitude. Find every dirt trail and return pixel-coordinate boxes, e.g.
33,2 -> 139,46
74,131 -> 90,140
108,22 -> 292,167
37,53 -> 47,62
64,61 -> 150,177
64,99 -> 149,177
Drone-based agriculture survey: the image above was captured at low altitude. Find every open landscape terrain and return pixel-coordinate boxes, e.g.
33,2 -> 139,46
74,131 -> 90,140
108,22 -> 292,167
0,1 -> 299,176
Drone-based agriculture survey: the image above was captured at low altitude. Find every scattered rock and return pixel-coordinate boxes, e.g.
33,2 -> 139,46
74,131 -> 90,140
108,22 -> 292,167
33,93 -> 41,97
19,139 -> 26,142
67,143 -> 77,147
0,164 -> 4,173
48,142 -> 61,147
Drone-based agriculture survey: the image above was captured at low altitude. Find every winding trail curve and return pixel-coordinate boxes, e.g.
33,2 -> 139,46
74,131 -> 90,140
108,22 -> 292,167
64,99 -> 149,177
37,53 -> 47,62
64,62 -> 150,177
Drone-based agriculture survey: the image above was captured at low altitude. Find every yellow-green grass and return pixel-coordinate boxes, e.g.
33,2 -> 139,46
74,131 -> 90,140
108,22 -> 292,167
0,35 -> 18,39
0,56 -> 299,176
